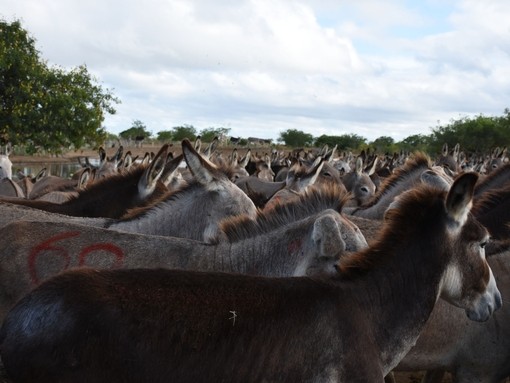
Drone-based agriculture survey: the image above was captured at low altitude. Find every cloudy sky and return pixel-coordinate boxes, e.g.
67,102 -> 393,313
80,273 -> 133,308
3,0 -> 510,142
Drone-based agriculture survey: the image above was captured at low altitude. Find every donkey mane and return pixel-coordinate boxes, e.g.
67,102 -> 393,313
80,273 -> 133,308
337,184 -> 447,279
358,152 -> 432,208
472,184 -> 510,216
474,162 -> 510,194
68,164 -> 147,200
218,184 -> 350,242
360,152 -> 432,209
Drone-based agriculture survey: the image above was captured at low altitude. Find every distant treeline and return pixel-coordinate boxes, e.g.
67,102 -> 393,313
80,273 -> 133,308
115,109 -> 510,157
278,109 -> 510,156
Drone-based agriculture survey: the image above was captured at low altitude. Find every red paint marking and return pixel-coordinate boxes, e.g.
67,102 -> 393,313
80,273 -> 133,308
28,232 -> 126,286
79,243 -> 124,268
28,231 -> 81,285
287,239 -> 303,255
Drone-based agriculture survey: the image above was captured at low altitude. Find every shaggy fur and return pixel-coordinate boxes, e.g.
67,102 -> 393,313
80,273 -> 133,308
219,184 -> 350,242
358,152 -> 432,209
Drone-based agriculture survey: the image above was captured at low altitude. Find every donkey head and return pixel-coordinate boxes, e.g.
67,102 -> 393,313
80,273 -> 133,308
182,139 -> 257,242
0,144 -> 12,180
305,210 -> 368,276
342,156 -> 376,206
439,172 -> 502,322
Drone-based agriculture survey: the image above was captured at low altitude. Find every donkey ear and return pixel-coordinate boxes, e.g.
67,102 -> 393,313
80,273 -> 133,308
78,168 -> 91,189
355,157 -> 363,176
34,167 -> 47,182
442,143 -> 448,156
306,159 -> 325,187
138,144 -> 168,199
445,172 -> 478,224
160,153 -> 184,188
312,214 -> 345,259
182,139 -> 218,185
240,150 -> 251,168
98,147 -> 107,165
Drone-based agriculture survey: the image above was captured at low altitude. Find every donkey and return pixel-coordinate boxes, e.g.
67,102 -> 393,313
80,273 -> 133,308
342,156 -> 377,206
0,145 -> 173,218
474,162 -> 510,197
347,152 -> 448,220
234,176 -> 286,208
472,183 -> 510,240
95,145 -> 124,179
0,144 -> 12,180
13,168 -> 46,198
0,197 -> 367,322
395,247 -> 510,383
435,142 -> 461,175
0,178 -> 24,198
105,139 -> 257,242
0,140 -> 256,242
262,159 -> 326,211
0,172 -> 501,383
25,173 -> 90,201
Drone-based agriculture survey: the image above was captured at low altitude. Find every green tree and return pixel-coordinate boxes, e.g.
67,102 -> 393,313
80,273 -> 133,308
171,124 -> 197,141
370,136 -> 396,154
156,130 -> 173,141
396,134 -> 431,153
430,113 -> 510,155
278,129 -> 314,147
314,134 -> 367,151
119,120 -> 152,140
0,18 -> 119,153
199,127 -> 231,143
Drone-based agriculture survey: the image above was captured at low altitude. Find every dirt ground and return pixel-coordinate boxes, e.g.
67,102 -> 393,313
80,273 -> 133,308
10,144 -> 162,164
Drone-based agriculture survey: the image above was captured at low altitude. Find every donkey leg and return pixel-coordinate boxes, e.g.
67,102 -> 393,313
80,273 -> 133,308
384,372 -> 397,383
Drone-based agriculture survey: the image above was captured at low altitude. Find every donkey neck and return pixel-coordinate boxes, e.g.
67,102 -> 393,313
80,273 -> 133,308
108,193 -> 205,237
353,164 -> 429,220
342,236 -> 447,374
222,215 -> 317,276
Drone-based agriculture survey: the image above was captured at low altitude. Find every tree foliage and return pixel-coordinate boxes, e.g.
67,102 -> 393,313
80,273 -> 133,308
278,129 -> 314,147
119,120 -> 152,140
369,136 -> 396,154
171,124 -> 197,141
314,134 -> 367,151
199,127 -> 231,143
396,134 -> 431,153
156,130 -> 173,142
0,18 -> 119,153
429,112 -> 510,155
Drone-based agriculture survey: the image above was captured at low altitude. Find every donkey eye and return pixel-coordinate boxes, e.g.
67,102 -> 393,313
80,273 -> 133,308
480,241 -> 488,249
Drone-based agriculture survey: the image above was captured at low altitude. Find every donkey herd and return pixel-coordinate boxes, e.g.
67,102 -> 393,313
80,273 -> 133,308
0,140 -> 508,382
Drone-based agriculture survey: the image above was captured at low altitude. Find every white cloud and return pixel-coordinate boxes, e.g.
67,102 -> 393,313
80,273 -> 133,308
3,0 -> 510,142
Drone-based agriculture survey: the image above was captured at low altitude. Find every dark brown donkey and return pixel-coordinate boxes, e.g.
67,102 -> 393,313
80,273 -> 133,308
0,144 -> 176,218
0,173 -> 501,383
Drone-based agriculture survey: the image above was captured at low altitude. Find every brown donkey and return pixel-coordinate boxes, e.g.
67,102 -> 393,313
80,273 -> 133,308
0,173 -> 501,383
